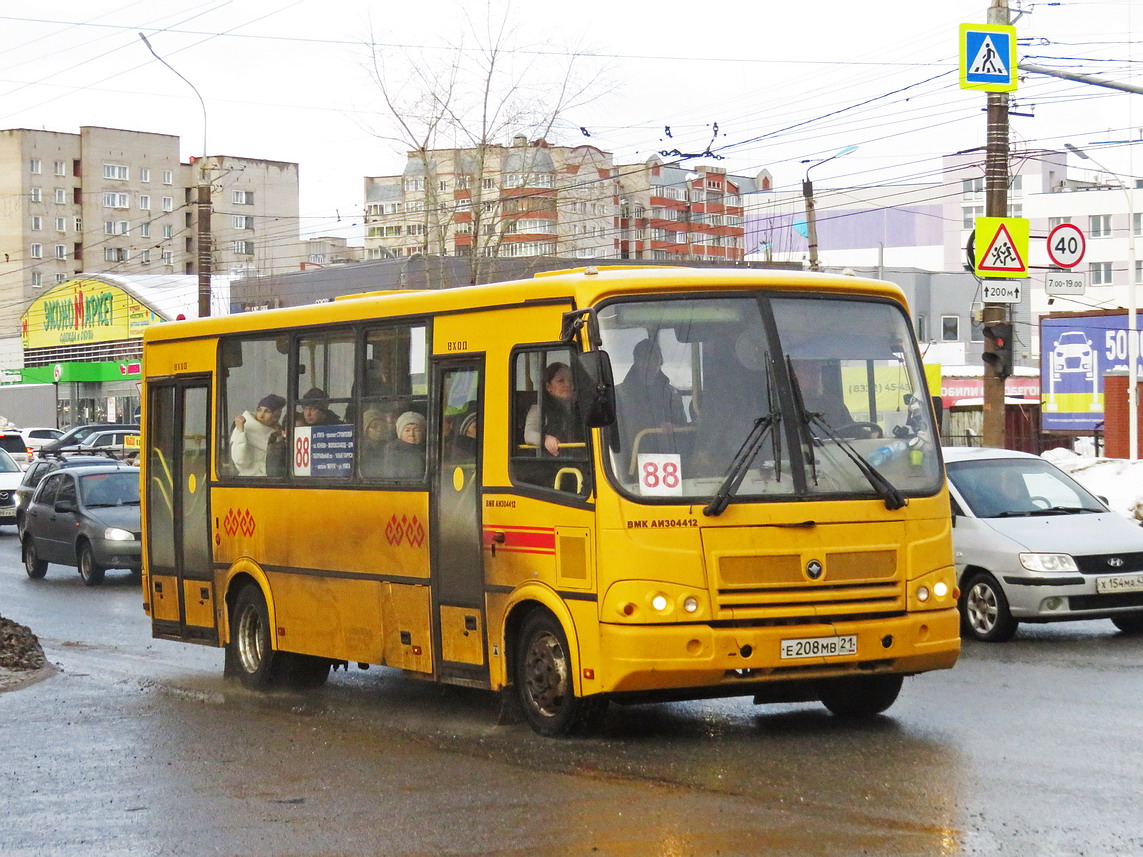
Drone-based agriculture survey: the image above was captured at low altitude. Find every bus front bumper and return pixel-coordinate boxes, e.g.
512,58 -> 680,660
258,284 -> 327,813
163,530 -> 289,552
596,608 -> 960,695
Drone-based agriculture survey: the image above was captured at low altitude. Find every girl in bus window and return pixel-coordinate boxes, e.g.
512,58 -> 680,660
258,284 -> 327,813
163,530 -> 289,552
523,362 -> 583,457
229,394 -> 286,477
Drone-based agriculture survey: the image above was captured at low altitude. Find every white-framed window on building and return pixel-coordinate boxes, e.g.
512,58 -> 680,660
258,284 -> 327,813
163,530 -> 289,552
104,221 -> 115,235
31,271 -> 42,287
233,240 -> 255,255
232,215 -> 254,229
403,178 -> 425,193
438,179 -> 448,192
1048,216 -> 1072,229
162,196 -> 174,212
30,243 -> 43,258
102,163 -> 129,180
1133,212 -> 1141,237
162,251 -> 173,265
962,205 -> 984,229
140,222 -> 150,238
1090,261 -> 1113,285
54,272 -> 67,284
140,167 -> 150,183
139,194 -> 150,210
406,223 -> 425,236
54,188 -> 67,204
117,221 -> 129,235
941,315 -> 960,342
457,176 -> 471,189
456,198 -> 471,213
1090,214 -> 1112,237
162,170 -> 173,185
1009,174 -> 1023,197
916,315 -> 928,341
163,224 -> 173,238
53,160 -> 66,176
482,177 -> 496,190
104,247 -> 128,262
1136,260 -> 1142,285
29,159 -> 41,174
54,244 -> 66,260
55,217 -> 66,232
232,190 -> 254,205
31,216 -> 42,231
74,217 -> 82,231
1007,204 -> 1023,218
104,192 -> 129,209
141,249 -> 151,264
30,187 -> 41,203
961,177 -> 984,199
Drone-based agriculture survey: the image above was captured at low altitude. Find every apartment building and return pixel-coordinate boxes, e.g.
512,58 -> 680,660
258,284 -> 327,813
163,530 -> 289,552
363,136 -> 619,264
0,126 -> 303,364
618,157 -> 767,263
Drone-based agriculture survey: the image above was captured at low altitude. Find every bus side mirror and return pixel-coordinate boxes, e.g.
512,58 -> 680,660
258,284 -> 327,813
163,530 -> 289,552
573,350 -> 616,428
930,395 -> 944,431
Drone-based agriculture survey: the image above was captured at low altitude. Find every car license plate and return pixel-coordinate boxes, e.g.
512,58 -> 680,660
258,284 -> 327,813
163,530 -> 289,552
1096,572 -> 1143,594
780,634 -> 857,659
0,507 -> 15,518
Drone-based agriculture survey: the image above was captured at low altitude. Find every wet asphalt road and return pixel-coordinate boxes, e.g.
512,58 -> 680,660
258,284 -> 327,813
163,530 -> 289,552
2,530 -> 1142,857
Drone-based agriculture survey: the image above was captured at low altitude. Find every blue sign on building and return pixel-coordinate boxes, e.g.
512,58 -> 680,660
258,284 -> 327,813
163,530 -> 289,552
1041,314 -> 1143,431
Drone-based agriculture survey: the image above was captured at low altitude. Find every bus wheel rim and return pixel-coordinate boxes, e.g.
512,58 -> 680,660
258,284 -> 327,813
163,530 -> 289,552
236,603 -> 264,674
523,631 -> 568,718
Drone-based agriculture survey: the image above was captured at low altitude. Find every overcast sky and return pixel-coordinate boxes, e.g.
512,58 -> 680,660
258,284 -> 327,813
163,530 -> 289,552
2,0 -> 1139,244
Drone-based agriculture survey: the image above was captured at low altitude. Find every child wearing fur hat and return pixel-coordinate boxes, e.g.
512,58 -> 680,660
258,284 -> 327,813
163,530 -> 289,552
383,411 -> 426,479
230,394 -> 286,476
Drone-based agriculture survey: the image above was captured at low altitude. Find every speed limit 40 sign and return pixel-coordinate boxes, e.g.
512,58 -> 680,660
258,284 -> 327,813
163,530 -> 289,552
1047,223 -> 1086,269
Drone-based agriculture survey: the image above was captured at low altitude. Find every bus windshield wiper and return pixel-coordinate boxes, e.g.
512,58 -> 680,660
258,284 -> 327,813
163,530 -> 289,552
703,412 -> 778,517
805,414 -> 907,511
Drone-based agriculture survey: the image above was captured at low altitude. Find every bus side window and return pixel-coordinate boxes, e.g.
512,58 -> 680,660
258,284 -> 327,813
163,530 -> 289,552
219,335 -> 290,478
358,323 -> 429,481
509,347 -> 590,496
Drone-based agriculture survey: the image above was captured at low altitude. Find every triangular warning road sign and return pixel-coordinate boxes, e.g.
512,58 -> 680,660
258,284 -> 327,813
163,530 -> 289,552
979,223 -> 1025,272
969,35 -> 1008,77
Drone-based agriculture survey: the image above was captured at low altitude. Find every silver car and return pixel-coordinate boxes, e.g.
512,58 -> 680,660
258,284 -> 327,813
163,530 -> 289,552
945,447 -> 1143,641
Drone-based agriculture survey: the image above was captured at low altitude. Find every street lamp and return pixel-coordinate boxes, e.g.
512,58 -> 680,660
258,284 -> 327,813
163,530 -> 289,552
139,33 -> 212,319
801,145 -> 858,272
1065,143 -> 1138,461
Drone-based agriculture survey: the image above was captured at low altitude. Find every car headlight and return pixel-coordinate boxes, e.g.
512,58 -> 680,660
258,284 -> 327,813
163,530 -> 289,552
1019,553 -> 1078,572
104,527 -> 135,541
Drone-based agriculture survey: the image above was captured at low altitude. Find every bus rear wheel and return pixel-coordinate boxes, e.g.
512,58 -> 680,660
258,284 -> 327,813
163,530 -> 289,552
817,674 -> 903,719
514,611 -> 607,737
228,585 -> 286,689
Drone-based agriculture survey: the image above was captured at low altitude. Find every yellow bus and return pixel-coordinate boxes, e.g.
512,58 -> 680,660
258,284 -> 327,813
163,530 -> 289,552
141,266 -> 959,736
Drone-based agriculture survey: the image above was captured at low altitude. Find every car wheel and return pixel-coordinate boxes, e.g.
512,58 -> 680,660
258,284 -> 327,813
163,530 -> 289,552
226,585 -> 287,689
23,536 -> 47,579
514,611 -> 607,737
960,571 -> 1018,642
78,542 -> 106,586
1110,614 -> 1143,634
817,674 -> 904,718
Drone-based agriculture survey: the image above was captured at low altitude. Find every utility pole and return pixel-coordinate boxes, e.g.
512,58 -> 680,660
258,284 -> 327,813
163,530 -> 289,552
981,0 -> 1011,448
196,162 -> 212,318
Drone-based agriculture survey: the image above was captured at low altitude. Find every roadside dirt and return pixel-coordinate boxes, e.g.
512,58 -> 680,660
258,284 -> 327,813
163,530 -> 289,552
0,615 -> 51,692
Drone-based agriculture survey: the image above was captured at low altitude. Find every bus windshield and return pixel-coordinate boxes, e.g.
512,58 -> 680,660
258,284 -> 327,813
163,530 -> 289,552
597,293 -> 942,504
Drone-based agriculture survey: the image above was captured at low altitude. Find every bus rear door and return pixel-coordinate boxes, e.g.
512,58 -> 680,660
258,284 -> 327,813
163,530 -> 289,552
145,377 -> 217,643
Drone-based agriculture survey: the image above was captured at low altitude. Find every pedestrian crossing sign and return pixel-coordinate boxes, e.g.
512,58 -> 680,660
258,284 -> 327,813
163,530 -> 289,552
974,216 -> 1029,278
960,23 -> 1017,92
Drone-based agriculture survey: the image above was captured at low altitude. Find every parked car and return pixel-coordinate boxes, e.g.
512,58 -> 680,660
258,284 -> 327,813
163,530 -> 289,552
15,452 -> 127,536
945,446 -> 1143,641
36,423 -> 139,457
21,464 -> 141,585
0,448 -> 25,527
21,427 -> 63,452
0,430 -> 32,469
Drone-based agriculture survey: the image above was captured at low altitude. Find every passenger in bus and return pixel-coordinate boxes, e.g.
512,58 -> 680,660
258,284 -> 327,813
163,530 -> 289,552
359,407 -> 395,478
229,393 -> 287,477
383,411 -> 426,478
615,338 -> 687,454
791,360 -> 854,428
298,387 -> 342,426
524,362 -> 583,457
345,359 -> 389,424
449,410 -> 479,462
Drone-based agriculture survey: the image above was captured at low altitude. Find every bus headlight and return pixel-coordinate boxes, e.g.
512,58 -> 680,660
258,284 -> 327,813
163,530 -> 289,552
683,596 -> 699,614
651,594 -> 668,612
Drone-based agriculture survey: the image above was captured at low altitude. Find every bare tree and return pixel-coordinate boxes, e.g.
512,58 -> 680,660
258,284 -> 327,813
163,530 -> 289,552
362,1 -> 606,285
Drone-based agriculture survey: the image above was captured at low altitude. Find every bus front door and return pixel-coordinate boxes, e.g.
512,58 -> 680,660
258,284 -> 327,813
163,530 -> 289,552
431,361 -> 487,684
145,379 -> 217,644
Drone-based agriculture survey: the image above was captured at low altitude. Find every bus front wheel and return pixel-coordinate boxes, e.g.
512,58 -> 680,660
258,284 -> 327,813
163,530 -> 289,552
817,674 -> 903,719
228,585 -> 286,689
514,611 -> 607,737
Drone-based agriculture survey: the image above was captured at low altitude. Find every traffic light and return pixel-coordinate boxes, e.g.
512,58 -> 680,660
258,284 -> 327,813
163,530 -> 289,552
982,322 -> 1014,379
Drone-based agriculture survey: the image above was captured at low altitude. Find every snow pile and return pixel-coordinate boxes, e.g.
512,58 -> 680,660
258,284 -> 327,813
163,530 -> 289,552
1042,447 -> 1143,524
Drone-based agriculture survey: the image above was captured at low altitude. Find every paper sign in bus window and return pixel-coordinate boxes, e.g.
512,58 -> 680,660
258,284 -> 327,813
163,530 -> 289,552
638,453 -> 683,496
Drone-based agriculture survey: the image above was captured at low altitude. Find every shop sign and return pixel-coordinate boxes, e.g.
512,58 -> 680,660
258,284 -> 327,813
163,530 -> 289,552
21,279 -> 162,349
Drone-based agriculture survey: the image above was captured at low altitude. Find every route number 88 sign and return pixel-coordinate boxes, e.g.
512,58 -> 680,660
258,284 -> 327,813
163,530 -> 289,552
638,454 -> 683,496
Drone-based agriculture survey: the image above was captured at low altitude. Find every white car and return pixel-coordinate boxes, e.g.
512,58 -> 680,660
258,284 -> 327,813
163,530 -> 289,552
0,448 -> 24,527
21,427 -> 63,452
945,446 -> 1143,641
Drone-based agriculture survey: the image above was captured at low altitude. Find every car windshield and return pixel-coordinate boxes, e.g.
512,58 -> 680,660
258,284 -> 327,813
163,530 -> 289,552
947,458 -> 1106,518
0,451 -> 21,473
79,472 -> 140,507
596,293 -> 943,505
